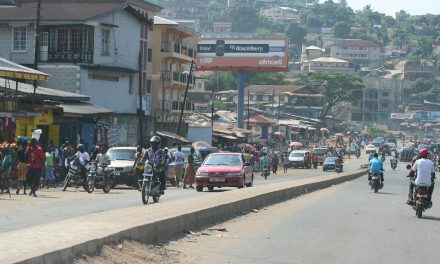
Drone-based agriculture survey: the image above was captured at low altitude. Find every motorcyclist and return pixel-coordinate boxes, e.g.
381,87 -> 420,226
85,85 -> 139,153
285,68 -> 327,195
96,145 -> 111,181
390,156 -> 398,167
141,136 -> 166,194
407,149 -> 436,207
369,153 -> 384,183
260,152 -> 270,174
75,144 -> 90,180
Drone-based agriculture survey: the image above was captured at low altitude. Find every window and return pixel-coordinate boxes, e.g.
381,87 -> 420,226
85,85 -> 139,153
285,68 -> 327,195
129,75 -> 134,94
13,27 -> 26,51
147,48 -> 152,62
382,92 -> 389,97
381,102 -> 388,108
41,32 -> 48,47
146,79 -> 152,93
101,29 -> 110,55
256,95 -> 263,101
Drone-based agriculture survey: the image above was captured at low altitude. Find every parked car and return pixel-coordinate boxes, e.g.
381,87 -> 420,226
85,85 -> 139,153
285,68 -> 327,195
107,147 -> 137,186
365,144 -> 377,154
323,157 -> 338,171
195,153 -> 253,192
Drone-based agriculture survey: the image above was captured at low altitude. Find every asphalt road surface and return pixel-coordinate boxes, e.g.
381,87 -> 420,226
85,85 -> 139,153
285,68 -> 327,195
170,160 -> 440,264
0,155 -> 364,233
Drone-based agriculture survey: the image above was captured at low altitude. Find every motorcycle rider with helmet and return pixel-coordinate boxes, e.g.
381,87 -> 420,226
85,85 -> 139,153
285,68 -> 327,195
260,152 -> 270,174
141,136 -> 166,194
369,153 -> 384,183
407,149 -> 436,207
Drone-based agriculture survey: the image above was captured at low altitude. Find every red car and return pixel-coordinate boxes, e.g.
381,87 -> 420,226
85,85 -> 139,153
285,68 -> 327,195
195,153 -> 253,192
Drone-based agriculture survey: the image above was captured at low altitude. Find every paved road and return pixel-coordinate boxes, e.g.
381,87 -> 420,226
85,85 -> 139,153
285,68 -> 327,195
170,161 -> 440,264
0,155 -> 364,233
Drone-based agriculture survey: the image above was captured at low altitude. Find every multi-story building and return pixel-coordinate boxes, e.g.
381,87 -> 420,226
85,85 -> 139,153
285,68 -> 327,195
0,0 -> 162,146
259,6 -> 298,22
305,57 -> 354,73
152,16 -> 199,129
350,75 -> 411,124
322,38 -> 382,68
403,60 -> 437,81
212,22 -> 233,34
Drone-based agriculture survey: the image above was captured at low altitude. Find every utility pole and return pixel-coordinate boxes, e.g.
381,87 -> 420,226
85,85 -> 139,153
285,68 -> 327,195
177,60 -> 194,137
33,0 -> 42,111
138,52 -> 144,144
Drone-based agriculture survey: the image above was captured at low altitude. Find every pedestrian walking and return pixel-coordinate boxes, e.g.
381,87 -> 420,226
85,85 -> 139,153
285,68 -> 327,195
283,154 -> 289,173
16,138 -> 28,194
44,147 -> 55,188
1,148 -> 12,194
183,147 -> 196,189
26,138 -> 45,197
172,144 -> 185,186
272,154 -> 279,174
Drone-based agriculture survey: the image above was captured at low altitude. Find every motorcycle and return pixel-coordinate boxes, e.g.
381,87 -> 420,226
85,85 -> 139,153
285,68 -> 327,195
261,163 -> 270,180
335,164 -> 343,173
411,184 -> 430,218
85,162 -> 115,193
62,156 -> 88,191
369,172 -> 383,193
139,162 -> 163,204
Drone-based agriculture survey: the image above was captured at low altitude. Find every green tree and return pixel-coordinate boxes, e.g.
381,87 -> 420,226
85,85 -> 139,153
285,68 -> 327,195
333,22 -> 351,38
419,85 -> 440,102
227,5 -> 259,33
303,72 -> 364,119
246,72 -> 288,85
409,36 -> 434,61
285,21 -> 307,47
411,78 -> 434,94
390,28 -> 411,49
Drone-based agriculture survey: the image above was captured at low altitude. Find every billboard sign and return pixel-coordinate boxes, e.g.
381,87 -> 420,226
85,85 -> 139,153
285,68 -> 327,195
412,111 -> 440,121
196,37 -> 288,72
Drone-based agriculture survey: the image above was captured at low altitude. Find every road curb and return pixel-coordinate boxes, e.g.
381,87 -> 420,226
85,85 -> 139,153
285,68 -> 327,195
17,170 -> 366,264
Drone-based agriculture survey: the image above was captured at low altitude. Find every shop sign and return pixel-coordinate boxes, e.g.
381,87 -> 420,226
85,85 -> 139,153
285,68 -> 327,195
35,109 -> 53,125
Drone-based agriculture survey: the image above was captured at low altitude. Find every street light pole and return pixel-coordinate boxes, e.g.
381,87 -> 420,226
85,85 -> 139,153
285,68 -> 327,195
33,0 -> 42,111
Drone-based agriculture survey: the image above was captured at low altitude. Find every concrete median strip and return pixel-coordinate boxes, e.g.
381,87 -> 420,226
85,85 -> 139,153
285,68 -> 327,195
2,169 -> 367,264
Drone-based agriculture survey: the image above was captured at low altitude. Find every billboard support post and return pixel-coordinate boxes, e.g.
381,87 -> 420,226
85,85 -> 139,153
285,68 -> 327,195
237,71 -> 245,129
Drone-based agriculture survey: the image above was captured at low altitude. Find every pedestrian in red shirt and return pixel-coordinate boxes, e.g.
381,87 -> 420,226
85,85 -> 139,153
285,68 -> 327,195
26,138 -> 45,197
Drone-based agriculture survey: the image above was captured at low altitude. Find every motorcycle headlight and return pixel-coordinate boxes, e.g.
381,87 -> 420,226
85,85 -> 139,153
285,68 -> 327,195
197,172 -> 208,176
226,172 -> 242,177
145,164 -> 153,174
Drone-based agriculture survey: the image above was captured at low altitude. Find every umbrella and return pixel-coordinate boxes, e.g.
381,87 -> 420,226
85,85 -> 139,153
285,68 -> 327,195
289,141 -> 303,147
273,131 -> 284,137
238,143 -> 254,151
335,133 -> 344,137
192,141 -> 210,148
320,128 -> 329,132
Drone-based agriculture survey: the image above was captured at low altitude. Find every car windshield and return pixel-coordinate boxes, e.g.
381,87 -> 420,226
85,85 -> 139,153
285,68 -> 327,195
314,149 -> 327,155
108,149 -> 136,161
325,157 -> 337,163
290,152 -> 304,157
204,155 -> 241,166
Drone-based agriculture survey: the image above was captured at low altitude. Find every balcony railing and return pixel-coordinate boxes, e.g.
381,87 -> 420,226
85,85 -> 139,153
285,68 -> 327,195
171,100 -> 194,112
46,51 -> 93,63
161,41 -> 196,58
172,71 -> 194,85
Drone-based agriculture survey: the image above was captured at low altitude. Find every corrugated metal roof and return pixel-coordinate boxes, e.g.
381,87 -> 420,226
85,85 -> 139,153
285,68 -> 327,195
0,77 -> 89,101
58,102 -> 112,116
0,57 -> 49,81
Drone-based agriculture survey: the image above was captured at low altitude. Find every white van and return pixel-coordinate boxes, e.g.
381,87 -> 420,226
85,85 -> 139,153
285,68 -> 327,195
288,150 -> 310,168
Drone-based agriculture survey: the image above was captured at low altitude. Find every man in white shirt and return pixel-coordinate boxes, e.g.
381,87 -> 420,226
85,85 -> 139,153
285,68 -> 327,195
76,144 -> 90,180
407,149 -> 436,206
173,144 -> 185,186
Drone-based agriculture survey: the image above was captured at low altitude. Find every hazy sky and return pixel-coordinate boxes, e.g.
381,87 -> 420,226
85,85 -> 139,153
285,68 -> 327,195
327,0 -> 440,16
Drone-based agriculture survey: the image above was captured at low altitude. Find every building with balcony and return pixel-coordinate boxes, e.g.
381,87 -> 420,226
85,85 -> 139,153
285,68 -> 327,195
322,38 -> 382,68
152,16 -> 200,128
305,57 -> 354,73
259,6 -> 299,22
0,0 -> 163,146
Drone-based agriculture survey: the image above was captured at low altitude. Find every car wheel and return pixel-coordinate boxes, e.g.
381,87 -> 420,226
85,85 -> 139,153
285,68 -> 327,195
238,176 -> 245,189
196,186 -> 203,192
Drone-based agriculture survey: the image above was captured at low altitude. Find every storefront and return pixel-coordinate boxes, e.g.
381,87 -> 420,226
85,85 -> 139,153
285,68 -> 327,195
15,107 -> 59,146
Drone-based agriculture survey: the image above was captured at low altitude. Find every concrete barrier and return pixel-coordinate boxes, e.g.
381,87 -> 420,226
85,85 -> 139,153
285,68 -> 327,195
5,169 -> 366,264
